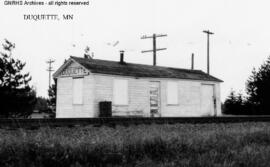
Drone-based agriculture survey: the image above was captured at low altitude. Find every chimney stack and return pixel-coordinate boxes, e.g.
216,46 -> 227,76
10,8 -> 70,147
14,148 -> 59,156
191,53 -> 194,70
120,50 -> 125,64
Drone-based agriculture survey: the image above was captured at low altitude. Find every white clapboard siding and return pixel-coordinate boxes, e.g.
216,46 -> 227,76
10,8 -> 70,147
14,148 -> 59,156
93,74 -> 150,117
56,76 -> 94,118
56,62 -> 221,117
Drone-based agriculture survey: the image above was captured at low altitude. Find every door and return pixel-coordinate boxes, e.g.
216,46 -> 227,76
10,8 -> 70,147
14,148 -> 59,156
150,81 -> 161,117
201,84 -> 216,116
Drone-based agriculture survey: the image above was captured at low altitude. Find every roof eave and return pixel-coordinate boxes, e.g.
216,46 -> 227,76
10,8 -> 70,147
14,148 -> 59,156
53,57 -> 91,78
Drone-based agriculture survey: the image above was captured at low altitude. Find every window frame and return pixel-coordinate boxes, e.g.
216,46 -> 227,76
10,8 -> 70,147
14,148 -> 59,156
72,77 -> 84,105
113,79 -> 129,106
166,81 -> 179,105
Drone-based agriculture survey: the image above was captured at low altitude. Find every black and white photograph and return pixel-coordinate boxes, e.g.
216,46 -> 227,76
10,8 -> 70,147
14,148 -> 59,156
1,0 -> 270,166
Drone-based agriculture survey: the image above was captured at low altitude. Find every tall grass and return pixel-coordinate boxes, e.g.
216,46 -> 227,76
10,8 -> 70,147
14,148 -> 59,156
0,122 -> 270,166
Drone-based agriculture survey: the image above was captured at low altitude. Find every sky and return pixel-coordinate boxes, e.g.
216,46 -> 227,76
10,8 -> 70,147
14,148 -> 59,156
1,0 -> 270,101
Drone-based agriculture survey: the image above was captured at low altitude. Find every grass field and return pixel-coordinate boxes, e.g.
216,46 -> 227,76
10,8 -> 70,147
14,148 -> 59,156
1,122 -> 270,167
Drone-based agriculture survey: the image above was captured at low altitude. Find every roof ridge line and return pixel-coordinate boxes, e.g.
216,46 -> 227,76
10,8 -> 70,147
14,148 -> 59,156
70,56 -> 203,72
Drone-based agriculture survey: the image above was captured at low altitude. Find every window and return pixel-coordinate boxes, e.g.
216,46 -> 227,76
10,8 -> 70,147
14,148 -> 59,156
73,78 -> 83,104
167,81 -> 178,105
113,79 -> 128,105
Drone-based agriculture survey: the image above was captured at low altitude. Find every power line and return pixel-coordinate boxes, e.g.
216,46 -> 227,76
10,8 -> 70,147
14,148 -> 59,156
203,30 -> 214,74
141,33 -> 167,66
46,59 -> 55,89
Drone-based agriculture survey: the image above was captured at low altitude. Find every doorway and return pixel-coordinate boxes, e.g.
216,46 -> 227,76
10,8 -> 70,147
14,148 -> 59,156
201,84 -> 216,116
150,81 -> 161,117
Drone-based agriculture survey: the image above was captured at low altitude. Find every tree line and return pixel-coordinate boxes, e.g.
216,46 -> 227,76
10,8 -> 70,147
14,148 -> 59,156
0,39 -> 55,118
223,56 -> 270,115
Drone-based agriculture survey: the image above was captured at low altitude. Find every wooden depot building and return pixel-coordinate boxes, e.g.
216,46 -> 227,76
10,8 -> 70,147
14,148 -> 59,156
53,52 -> 223,118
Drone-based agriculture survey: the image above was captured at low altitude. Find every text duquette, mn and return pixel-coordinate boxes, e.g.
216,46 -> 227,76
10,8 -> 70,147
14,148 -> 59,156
23,14 -> 74,21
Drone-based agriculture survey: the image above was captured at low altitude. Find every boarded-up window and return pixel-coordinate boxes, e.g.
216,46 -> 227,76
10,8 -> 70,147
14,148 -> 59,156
167,81 -> 178,105
113,79 -> 128,105
73,78 -> 83,104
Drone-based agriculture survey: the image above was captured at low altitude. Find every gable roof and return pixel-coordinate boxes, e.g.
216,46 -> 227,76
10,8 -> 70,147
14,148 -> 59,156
61,56 -> 222,82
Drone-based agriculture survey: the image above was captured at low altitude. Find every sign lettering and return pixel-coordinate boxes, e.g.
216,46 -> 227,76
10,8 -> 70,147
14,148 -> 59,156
60,67 -> 88,77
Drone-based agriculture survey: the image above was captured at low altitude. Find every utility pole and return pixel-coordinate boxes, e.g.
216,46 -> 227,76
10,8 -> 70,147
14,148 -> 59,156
203,30 -> 214,74
141,33 -> 167,66
46,59 -> 55,89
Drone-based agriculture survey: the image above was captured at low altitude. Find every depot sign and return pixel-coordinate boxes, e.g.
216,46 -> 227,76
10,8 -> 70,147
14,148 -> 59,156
60,66 -> 88,77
